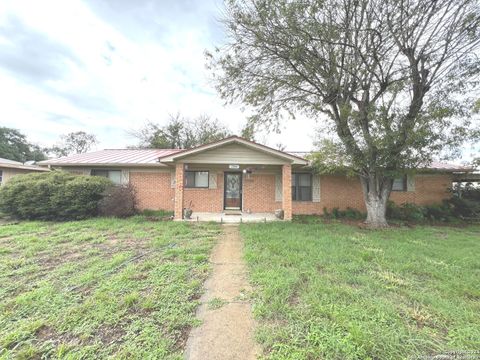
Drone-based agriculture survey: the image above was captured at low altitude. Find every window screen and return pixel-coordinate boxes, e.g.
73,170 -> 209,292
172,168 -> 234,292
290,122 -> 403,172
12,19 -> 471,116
292,173 -> 312,201
392,177 -> 406,191
91,169 -> 122,185
185,171 -> 209,188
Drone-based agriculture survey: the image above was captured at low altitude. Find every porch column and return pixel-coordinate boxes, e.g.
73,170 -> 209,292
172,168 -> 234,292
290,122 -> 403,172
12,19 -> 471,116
282,164 -> 292,220
174,163 -> 184,220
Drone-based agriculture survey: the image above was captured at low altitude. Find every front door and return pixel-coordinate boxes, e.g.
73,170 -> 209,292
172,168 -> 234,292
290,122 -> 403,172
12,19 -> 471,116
224,172 -> 242,210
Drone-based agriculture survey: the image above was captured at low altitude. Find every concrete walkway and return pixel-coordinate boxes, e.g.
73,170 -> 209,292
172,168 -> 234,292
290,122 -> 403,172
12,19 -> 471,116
185,224 -> 259,360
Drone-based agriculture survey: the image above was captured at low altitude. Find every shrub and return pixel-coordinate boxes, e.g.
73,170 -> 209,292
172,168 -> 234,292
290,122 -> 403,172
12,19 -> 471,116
98,185 -> 137,218
444,197 -> 480,219
323,206 -> 365,220
387,201 -> 425,222
0,171 -> 112,220
422,203 -> 452,222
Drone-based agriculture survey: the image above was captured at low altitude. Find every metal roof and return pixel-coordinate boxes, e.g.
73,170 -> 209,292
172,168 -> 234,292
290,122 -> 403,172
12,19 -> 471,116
424,161 -> 473,171
0,157 -> 49,171
39,149 -> 183,166
37,145 -> 472,172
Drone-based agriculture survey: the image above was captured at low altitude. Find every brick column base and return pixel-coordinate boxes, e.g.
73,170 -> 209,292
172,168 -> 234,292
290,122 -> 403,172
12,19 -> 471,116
282,164 -> 292,220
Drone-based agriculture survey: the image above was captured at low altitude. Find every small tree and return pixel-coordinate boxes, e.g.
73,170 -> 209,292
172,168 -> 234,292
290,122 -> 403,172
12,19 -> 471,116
209,0 -> 480,227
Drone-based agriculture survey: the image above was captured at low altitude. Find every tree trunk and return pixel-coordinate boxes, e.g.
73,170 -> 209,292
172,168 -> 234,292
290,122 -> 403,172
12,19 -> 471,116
360,174 -> 392,228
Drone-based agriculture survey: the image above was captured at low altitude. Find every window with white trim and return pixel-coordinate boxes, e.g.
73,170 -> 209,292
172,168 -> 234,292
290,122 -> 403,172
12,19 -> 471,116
185,171 -> 209,188
292,173 -> 312,201
91,169 -> 122,185
392,176 -> 407,191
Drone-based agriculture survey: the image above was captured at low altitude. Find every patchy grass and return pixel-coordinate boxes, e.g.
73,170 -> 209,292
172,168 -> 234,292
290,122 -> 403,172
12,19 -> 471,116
241,222 -> 480,360
0,217 -> 220,359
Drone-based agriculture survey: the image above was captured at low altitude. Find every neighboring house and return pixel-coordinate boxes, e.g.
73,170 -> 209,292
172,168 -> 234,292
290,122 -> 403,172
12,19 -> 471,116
39,136 -> 470,220
0,157 -> 50,185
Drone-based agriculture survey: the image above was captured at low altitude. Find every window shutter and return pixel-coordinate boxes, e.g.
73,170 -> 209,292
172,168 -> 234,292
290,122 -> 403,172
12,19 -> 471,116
275,174 -> 282,202
407,174 -> 415,192
312,174 -> 321,202
171,171 -> 176,188
209,172 -> 217,189
121,170 -> 129,185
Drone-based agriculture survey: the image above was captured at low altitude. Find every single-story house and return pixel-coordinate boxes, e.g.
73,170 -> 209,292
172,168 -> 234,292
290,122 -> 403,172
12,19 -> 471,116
0,157 -> 50,185
39,136 -> 470,220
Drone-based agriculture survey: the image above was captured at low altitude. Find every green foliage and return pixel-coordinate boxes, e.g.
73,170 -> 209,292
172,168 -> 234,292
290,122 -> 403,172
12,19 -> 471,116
0,218 -> 220,359
241,222 -> 480,359
387,202 -> 425,222
141,209 -> 174,217
445,197 -> 480,219
0,171 -> 112,220
387,198 -> 480,223
0,127 -> 47,162
132,113 -> 231,149
49,131 -> 98,157
322,207 -> 365,220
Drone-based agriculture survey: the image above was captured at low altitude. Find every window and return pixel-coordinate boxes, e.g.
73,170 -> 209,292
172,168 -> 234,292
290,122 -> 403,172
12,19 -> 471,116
0,170 -> 2,185
392,176 -> 407,191
185,171 -> 209,188
292,173 -> 312,201
91,169 -> 122,185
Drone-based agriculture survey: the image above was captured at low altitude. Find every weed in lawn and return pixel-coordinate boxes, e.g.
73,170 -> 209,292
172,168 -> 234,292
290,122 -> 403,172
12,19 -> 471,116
208,297 -> 228,310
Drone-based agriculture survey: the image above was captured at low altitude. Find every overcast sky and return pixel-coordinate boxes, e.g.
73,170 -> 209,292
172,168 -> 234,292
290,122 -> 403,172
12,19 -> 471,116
0,0 -> 316,152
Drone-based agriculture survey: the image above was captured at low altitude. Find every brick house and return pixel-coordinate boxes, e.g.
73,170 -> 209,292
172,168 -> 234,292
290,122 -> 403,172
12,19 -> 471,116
39,136 -> 467,220
0,157 -> 49,185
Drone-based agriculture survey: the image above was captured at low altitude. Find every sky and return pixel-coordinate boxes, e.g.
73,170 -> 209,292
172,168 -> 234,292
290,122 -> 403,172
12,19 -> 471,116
0,0 -> 316,152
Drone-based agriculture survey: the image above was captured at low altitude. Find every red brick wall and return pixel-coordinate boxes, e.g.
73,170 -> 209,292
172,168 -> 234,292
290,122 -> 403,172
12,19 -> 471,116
129,169 -> 452,215
390,174 -> 452,205
293,175 -> 365,215
129,171 -> 175,211
184,173 -> 224,212
292,174 -> 453,215
243,174 -> 278,212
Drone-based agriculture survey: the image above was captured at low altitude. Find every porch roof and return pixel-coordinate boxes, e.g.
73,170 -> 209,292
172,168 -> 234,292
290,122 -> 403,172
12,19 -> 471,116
159,136 -> 309,165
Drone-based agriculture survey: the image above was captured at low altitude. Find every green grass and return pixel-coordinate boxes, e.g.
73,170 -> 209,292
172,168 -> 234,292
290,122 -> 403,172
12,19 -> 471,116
241,221 -> 480,359
0,216 -> 220,359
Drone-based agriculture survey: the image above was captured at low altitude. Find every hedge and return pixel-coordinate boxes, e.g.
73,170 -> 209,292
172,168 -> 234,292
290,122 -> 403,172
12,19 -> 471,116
0,171 -> 112,220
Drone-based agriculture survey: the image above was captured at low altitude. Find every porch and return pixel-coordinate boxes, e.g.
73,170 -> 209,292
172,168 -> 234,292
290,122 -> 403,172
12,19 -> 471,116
157,136 -> 310,221
182,212 -> 279,223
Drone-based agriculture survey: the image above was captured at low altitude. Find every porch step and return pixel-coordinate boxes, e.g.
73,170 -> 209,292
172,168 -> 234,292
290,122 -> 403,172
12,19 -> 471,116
224,211 -> 242,216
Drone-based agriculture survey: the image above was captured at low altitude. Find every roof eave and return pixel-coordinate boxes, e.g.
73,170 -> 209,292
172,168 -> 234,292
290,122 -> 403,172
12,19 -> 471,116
42,162 -> 170,167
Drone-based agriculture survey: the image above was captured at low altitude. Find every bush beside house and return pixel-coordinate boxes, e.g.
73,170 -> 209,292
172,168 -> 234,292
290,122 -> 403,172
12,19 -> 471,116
0,171 -> 113,220
98,184 -> 137,218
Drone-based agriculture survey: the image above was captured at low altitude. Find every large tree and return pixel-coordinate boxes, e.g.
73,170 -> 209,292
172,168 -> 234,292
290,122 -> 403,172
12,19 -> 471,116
0,127 -> 47,162
50,131 -> 98,157
209,0 -> 480,227
132,114 -> 231,149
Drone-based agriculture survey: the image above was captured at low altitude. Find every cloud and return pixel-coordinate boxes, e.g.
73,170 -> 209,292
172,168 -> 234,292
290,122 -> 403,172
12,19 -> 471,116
0,0 -> 315,152
0,16 -> 82,84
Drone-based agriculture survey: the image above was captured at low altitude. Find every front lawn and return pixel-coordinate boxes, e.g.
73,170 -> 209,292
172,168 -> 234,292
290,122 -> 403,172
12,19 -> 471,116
0,217 -> 220,359
241,221 -> 480,359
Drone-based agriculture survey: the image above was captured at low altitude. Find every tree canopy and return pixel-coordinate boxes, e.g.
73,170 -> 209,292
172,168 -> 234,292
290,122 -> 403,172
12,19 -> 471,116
0,127 -> 47,163
209,0 -> 480,227
131,114 -> 231,149
49,131 -> 99,157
